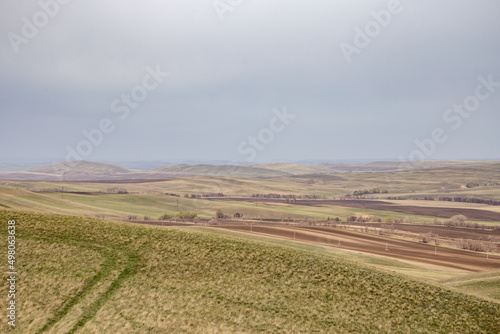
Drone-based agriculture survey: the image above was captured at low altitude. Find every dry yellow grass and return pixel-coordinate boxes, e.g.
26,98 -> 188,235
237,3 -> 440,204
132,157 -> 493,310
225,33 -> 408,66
1,209 -> 499,333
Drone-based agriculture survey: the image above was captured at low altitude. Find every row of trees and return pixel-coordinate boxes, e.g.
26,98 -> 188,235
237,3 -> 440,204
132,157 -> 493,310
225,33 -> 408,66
251,194 -> 327,199
352,188 -> 389,196
409,196 -> 500,206
184,193 -> 225,198
104,187 -> 129,194
433,215 -> 500,231
456,238 -> 497,252
466,182 -> 500,188
159,211 -> 198,220
347,215 -> 384,223
441,197 -> 500,206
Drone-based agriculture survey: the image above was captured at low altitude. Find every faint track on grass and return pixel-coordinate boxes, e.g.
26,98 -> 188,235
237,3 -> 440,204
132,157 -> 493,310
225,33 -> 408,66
36,245 -> 117,334
67,251 -> 139,334
32,238 -> 139,334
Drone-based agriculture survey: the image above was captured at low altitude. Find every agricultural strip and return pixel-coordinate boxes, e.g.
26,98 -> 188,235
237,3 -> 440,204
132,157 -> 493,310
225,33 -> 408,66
211,198 -> 500,221
215,225 -> 500,272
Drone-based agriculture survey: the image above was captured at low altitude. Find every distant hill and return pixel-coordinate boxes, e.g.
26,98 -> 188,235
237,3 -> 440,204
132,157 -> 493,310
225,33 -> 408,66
152,164 -> 291,178
364,160 -> 500,169
251,163 -> 328,175
260,160 -> 500,175
0,161 -> 132,181
0,160 -> 498,181
27,161 -> 131,175
110,161 -> 173,171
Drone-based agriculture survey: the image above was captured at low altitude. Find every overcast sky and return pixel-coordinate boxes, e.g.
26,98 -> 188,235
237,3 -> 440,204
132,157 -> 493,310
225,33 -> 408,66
1,0 -> 499,164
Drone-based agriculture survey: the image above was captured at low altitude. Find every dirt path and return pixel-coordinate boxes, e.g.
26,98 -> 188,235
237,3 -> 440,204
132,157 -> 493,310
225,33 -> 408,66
215,225 -> 500,272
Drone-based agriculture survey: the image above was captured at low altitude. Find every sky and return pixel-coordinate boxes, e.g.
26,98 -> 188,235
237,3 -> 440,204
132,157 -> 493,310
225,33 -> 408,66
0,0 -> 499,164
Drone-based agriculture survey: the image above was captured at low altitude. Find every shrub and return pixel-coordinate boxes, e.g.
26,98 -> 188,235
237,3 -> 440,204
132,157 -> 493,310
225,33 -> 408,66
420,233 -> 433,243
176,211 -> 198,219
450,214 -> 467,224
105,187 -> 128,194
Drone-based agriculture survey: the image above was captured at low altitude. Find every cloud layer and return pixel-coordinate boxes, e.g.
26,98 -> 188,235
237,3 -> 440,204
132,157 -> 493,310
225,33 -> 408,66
1,0 -> 499,162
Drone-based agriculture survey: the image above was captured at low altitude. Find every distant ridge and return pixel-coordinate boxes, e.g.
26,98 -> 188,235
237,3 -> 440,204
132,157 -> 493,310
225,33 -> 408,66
250,163 -> 328,175
152,164 -> 291,178
0,161 -> 132,181
27,161 -> 131,175
0,160 -> 498,181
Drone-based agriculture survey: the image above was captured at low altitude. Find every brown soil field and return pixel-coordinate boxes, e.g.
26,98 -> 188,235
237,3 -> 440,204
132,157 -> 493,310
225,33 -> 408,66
351,222 -> 500,240
322,200 -> 500,222
214,198 -> 500,221
215,225 -> 500,272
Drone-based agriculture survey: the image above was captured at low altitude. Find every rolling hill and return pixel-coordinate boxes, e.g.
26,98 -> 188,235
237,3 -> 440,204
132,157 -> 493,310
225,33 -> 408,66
151,164 -> 291,178
27,160 -> 131,175
250,163 -> 329,175
254,160 -> 500,176
0,160 -> 498,182
0,161 -> 132,181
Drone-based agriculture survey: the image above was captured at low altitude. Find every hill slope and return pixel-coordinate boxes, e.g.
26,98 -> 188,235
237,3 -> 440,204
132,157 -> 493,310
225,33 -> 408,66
1,210 -> 499,333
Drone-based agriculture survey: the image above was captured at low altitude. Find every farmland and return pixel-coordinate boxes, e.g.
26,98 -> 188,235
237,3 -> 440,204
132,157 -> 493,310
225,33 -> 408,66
1,161 -> 500,332
214,225 -> 500,271
210,198 -> 500,221
1,210 -> 500,333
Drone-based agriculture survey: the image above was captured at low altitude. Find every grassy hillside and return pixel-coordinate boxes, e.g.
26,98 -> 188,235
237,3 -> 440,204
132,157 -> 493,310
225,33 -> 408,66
1,209 -> 499,333
442,271 -> 500,303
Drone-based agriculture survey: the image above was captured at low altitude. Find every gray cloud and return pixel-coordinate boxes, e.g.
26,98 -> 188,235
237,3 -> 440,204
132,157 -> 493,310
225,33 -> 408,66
1,0 -> 499,162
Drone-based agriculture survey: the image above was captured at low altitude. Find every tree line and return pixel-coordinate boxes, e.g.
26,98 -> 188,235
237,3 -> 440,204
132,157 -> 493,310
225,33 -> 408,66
251,194 -> 327,199
418,196 -> 500,206
184,193 -> 225,198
